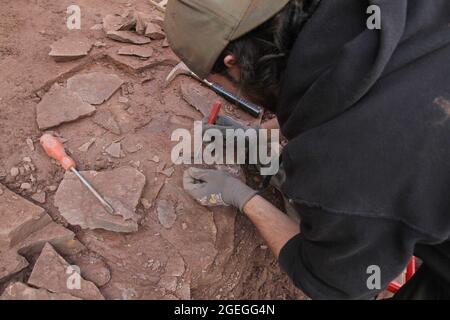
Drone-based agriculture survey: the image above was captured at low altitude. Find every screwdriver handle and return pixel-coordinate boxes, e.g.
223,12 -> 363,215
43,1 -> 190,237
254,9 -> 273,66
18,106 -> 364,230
40,134 -> 76,171
208,100 -> 222,124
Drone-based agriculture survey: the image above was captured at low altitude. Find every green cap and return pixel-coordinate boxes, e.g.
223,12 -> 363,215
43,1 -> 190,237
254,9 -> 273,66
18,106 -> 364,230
165,0 -> 290,79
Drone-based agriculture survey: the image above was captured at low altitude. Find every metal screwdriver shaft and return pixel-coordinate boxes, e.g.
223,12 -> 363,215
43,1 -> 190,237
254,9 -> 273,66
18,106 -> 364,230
40,134 -> 115,215
70,167 -> 115,214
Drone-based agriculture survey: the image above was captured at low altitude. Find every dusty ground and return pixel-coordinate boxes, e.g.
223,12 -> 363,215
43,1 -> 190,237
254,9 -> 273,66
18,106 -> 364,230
0,0 -> 308,300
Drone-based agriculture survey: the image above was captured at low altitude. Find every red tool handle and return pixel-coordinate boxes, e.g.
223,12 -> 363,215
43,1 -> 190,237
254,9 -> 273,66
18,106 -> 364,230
40,134 -> 76,171
208,100 -> 222,125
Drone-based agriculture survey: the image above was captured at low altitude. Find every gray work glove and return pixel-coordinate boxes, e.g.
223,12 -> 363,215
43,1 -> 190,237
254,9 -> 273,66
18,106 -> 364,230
183,167 -> 257,212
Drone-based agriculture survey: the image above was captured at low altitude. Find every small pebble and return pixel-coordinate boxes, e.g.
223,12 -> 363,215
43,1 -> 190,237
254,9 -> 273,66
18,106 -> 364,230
10,167 -> 19,177
141,198 -> 152,209
20,183 -> 32,190
119,96 -> 129,104
0,167 -> 6,178
94,41 -> 106,48
151,156 -> 160,163
26,138 -> 34,151
31,192 -> 46,204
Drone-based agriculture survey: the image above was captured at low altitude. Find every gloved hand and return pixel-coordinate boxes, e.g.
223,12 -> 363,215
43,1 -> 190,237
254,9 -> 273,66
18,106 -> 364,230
183,167 -> 258,212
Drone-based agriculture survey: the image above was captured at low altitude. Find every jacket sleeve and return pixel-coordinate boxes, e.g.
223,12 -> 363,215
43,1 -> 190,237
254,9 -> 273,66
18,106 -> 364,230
278,204 -> 418,299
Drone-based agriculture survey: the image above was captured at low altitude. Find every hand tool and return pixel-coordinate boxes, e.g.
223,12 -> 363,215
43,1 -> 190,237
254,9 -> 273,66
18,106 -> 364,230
208,100 -> 222,125
40,134 -> 115,215
165,62 -> 263,118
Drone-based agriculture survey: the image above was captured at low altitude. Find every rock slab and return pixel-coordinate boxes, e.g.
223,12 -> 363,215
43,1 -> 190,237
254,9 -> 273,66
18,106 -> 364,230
92,110 -> 121,135
49,34 -> 92,62
28,243 -> 104,300
1,282 -> 81,300
0,250 -> 28,282
145,23 -> 165,40
36,84 -> 96,130
67,72 -> 124,105
102,14 -> 135,33
0,184 -> 51,251
15,221 -> 85,257
55,167 -> 146,233
118,45 -> 154,58
107,30 -> 151,45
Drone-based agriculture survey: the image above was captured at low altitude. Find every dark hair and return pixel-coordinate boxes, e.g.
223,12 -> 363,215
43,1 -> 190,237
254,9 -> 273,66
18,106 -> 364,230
212,0 -> 320,111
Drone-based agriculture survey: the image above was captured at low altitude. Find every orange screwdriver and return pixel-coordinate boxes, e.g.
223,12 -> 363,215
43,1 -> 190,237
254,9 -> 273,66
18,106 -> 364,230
40,134 -> 115,215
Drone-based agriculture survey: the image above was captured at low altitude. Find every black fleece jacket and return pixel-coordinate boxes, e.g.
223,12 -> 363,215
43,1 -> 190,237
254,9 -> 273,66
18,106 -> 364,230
276,0 -> 450,299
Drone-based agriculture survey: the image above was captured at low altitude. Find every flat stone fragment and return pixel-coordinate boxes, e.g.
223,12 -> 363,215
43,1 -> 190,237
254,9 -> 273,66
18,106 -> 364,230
28,243 -> 104,300
92,110 -> 121,135
54,167 -> 146,233
157,199 -> 177,229
31,192 -> 46,204
1,282 -> 81,300
124,143 -> 143,154
165,255 -> 186,277
36,84 -> 96,130
118,45 -> 154,58
10,167 -> 19,177
0,250 -> 29,282
26,138 -> 34,151
106,30 -> 151,45
145,23 -> 165,40
20,183 -> 31,190
78,138 -> 96,152
151,17 -> 165,28
0,184 -> 51,251
49,34 -> 92,62
135,11 -> 153,35
105,142 -> 122,158
106,50 -> 179,73
141,198 -> 152,209
102,13 -> 136,33
15,221 -> 85,257
67,72 -> 124,105
122,135 -> 143,153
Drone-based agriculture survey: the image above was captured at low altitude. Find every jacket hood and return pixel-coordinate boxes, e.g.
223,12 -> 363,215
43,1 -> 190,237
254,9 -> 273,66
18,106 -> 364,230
277,0 -> 450,140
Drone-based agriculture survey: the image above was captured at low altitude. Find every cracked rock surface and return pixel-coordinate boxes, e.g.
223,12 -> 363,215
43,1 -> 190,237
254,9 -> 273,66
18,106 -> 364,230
28,243 -> 105,300
55,167 -> 146,233
36,84 -> 96,130
67,72 -> 124,105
